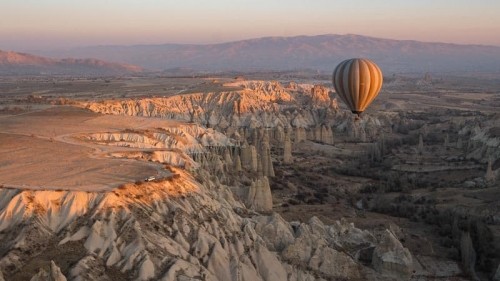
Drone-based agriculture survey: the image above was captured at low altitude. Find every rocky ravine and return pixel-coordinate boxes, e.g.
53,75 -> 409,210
0,111 -> 414,280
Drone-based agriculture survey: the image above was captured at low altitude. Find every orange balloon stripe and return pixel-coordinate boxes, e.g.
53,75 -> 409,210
358,59 -> 371,111
363,60 -> 383,111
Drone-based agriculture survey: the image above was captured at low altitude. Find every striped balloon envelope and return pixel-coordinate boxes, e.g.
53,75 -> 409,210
332,58 -> 383,116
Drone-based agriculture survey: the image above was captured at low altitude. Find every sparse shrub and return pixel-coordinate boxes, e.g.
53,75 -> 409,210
305,198 -> 321,204
441,236 -> 453,247
394,194 -> 412,203
447,246 -> 459,260
317,187 -> 328,194
438,224 -> 452,237
295,192 -> 308,202
360,184 -> 378,194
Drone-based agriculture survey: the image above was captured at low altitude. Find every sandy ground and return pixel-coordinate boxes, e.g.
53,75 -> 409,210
0,106 -> 179,191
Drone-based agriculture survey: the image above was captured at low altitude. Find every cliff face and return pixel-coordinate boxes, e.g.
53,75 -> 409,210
0,163 -> 400,281
84,80 -> 387,146
0,103 -> 409,280
0,78 -> 425,280
85,81 -> 340,130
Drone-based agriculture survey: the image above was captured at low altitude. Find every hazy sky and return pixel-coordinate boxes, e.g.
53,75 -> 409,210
1,0 -> 499,50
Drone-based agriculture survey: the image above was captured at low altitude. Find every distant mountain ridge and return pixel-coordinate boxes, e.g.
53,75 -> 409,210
32,34 -> 500,74
0,50 -> 142,75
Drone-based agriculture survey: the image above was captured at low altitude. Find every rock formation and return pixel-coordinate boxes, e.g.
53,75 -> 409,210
84,81 -> 341,133
309,124 -> 334,144
247,176 -> 273,212
347,118 -> 359,139
80,80 -> 389,155
223,148 -> 233,172
283,130 -> 293,164
420,123 -> 428,136
274,125 -> 285,143
485,158 -> 496,184
372,230 -> 413,280
259,133 -> 275,177
309,85 -> 331,105
279,217 -> 374,280
313,125 -> 321,142
30,261 -> 67,281
234,154 -> 242,172
457,118 -> 500,164
493,265 -> 500,281
457,137 -> 463,149
321,125 -> 334,144
359,127 -> 367,143
0,168 -> 306,281
0,80 -> 415,280
240,142 -> 258,172
294,126 -> 307,142
418,134 -> 424,155
461,231 -> 479,281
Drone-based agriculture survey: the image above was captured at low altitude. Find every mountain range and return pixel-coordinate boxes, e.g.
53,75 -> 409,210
0,50 -> 142,76
31,34 -> 500,74
4,34 -> 500,75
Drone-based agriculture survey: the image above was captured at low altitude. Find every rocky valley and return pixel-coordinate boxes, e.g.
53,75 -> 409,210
0,74 -> 498,281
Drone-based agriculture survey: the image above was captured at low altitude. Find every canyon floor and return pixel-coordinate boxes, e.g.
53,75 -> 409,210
0,74 -> 498,281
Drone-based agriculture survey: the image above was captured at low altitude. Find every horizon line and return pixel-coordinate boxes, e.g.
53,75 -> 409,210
8,33 -> 499,53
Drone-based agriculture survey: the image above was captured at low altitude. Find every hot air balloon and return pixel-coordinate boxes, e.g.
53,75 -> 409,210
332,58 -> 383,116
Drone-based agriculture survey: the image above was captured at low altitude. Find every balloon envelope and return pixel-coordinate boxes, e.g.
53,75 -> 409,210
332,58 -> 383,115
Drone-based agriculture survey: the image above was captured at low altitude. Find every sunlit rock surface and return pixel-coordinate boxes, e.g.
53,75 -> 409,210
0,165 -> 397,280
84,81 -> 346,142
0,80 -> 430,280
0,120 -> 405,280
